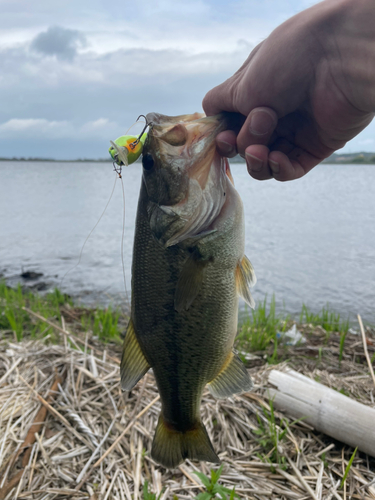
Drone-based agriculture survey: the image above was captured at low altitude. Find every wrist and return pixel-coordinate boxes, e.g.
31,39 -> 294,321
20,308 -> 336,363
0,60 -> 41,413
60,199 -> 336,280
317,0 -> 375,111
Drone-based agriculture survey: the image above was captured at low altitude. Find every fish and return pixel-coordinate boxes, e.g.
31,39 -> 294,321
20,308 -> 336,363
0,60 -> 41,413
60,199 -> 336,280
120,112 -> 256,469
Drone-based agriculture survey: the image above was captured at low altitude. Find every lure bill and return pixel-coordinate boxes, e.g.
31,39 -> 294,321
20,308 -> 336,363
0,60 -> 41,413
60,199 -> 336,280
109,133 -> 147,167
109,116 -> 150,167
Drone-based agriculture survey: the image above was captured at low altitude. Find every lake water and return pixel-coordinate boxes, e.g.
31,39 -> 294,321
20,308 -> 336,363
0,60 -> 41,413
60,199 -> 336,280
0,161 -> 374,323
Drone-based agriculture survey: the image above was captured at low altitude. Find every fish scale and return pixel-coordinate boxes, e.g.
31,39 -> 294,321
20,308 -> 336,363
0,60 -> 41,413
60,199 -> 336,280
120,112 -> 256,468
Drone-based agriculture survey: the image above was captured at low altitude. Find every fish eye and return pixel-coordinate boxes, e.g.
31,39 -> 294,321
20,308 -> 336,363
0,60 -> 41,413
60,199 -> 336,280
142,153 -> 154,171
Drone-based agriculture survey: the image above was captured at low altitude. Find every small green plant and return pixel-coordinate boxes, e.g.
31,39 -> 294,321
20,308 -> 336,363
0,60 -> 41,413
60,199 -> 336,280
92,306 -> 121,342
300,304 -> 349,335
339,330 -> 348,364
320,452 -> 329,469
194,465 -> 238,500
340,447 -> 358,488
253,398 -> 288,468
142,480 -> 163,500
254,398 -> 303,470
237,296 -> 287,356
339,388 -> 350,397
267,335 -> 279,365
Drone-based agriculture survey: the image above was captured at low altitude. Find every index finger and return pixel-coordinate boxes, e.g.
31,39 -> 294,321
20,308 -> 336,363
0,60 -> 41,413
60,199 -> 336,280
202,78 -> 239,116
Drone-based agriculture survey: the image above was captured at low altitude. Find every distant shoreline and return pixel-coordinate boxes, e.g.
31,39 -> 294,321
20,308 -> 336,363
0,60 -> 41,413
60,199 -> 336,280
0,157 -> 112,163
1,152 -> 375,164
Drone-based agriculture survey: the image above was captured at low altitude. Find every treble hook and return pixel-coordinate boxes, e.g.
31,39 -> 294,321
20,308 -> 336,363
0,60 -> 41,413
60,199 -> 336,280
129,115 -> 152,150
113,161 -> 122,178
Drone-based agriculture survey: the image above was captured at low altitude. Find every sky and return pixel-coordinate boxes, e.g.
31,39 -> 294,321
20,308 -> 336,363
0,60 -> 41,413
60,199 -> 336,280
1,0 -> 374,159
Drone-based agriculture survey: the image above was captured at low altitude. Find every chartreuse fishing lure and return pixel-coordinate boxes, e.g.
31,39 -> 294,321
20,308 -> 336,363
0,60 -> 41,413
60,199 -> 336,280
109,115 -> 150,168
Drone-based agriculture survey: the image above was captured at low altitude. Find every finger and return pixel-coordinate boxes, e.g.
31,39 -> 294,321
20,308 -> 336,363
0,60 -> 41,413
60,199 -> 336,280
202,77 -> 238,116
237,107 -> 278,155
245,144 -> 272,180
268,150 -> 320,182
216,130 -> 238,157
203,42 -> 264,117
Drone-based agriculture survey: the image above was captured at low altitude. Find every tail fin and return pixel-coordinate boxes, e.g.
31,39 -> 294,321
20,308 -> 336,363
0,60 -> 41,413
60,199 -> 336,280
151,415 -> 220,469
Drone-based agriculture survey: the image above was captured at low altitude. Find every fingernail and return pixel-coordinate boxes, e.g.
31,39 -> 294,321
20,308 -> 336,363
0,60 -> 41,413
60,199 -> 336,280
269,159 -> 280,173
217,140 -> 234,155
249,110 -> 275,136
246,153 -> 263,172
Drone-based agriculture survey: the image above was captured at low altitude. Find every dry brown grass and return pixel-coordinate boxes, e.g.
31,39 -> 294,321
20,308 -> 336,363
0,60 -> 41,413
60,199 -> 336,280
0,322 -> 374,500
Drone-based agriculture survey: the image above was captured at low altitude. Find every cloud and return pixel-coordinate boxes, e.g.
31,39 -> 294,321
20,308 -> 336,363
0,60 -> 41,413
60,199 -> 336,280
30,26 -> 87,60
0,1 -> 374,159
0,117 -> 120,140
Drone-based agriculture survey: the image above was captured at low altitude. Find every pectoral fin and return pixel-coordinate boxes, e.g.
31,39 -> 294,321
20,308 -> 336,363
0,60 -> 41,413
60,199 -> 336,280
207,351 -> 253,399
174,252 -> 208,313
120,319 -> 150,391
236,255 -> 256,309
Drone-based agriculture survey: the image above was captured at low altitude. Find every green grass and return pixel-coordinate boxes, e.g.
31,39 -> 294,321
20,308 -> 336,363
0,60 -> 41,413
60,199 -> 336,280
253,398 -> 292,469
340,447 -> 358,488
141,467 -> 238,500
0,281 -> 72,342
299,304 -> 349,335
237,298 -> 352,365
339,330 -> 348,364
81,306 -> 122,342
237,296 -> 285,355
0,280 -> 125,343
0,282 -> 356,357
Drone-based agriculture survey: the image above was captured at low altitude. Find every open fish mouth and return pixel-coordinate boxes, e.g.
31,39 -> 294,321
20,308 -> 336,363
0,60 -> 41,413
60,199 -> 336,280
144,113 -> 233,247
162,151 -> 228,247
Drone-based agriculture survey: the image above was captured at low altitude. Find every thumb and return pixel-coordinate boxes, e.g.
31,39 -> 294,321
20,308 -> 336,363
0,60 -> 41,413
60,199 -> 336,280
236,107 -> 278,154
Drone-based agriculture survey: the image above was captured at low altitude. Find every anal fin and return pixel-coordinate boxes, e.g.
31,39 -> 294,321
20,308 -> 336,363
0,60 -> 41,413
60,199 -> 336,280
151,415 -> 220,469
208,351 -> 253,399
121,319 -> 150,391
236,255 -> 256,309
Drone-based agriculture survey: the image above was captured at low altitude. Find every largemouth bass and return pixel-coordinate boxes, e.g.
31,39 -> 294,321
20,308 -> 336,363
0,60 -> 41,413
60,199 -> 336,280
120,112 -> 256,469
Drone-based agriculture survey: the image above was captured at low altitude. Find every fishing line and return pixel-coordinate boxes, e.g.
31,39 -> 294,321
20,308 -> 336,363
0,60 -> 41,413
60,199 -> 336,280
119,176 -> 129,305
60,173 -> 118,289
113,118 -> 146,305
60,118 -> 145,301
111,117 -> 147,305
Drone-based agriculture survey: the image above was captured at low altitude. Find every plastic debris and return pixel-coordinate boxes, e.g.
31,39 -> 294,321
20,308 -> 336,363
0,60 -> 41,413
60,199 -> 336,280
276,324 -> 306,346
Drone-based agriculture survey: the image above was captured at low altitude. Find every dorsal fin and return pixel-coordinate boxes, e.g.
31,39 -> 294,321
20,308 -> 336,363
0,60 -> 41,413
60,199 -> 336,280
235,255 -> 256,309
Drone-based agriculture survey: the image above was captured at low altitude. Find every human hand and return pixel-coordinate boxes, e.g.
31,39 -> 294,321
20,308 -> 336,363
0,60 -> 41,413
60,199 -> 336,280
203,0 -> 375,181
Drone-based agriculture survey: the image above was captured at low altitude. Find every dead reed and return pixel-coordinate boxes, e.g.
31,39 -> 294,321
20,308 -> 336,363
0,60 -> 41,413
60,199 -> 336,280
0,322 -> 374,500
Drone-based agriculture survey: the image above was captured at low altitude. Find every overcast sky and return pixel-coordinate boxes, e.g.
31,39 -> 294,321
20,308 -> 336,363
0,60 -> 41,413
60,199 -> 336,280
1,0 -> 374,159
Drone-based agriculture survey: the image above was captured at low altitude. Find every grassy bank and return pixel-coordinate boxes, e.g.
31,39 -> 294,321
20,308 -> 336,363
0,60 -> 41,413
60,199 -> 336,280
0,280 -> 354,362
1,281 -> 374,500
0,281 -> 125,344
